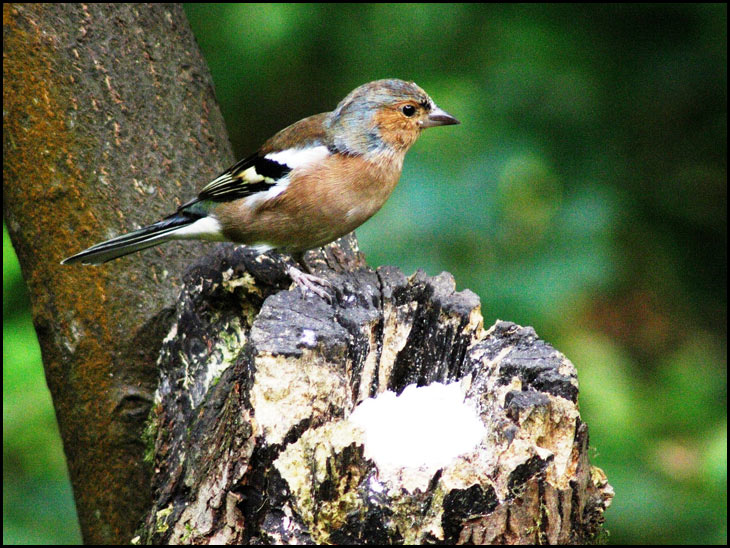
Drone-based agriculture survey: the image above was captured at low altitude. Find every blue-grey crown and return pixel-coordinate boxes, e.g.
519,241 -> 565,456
327,79 -> 432,155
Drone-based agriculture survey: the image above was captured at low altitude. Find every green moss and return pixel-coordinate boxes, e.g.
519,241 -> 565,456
141,404 -> 161,465
155,505 -> 173,534
180,522 -> 196,543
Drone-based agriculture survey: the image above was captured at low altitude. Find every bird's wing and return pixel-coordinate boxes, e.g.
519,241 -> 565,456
179,113 -> 332,211
195,152 -> 292,203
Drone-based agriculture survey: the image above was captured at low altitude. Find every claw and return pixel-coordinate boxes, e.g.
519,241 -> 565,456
287,264 -> 333,302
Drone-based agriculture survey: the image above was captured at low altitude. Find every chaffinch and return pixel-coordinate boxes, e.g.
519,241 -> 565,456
62,79 -> 459,298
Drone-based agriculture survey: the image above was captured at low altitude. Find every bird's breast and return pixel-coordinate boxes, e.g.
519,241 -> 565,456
293,152 -> 403,223
216,153 -> 404,252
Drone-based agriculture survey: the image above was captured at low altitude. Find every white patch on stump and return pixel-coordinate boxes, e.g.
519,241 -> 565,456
349,381 -> 486,474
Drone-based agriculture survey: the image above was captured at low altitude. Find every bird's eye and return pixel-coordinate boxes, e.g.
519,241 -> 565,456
401,104 -> 417,117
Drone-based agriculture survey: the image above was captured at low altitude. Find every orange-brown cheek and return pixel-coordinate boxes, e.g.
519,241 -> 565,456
374,110 -> 420,150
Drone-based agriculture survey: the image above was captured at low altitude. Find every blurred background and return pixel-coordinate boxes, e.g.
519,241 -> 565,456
3,4 -> 726,544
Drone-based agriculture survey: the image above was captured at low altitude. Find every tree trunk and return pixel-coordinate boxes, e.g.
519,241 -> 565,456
3,4 -> 233,544
4,4 -> 612,545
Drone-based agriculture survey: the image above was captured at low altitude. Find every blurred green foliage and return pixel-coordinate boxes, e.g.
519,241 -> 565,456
4,4 -> 726,544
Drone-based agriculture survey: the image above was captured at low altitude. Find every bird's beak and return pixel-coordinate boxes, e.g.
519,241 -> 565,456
420,106 -> 460,128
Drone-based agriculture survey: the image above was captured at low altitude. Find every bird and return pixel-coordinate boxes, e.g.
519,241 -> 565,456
62,79 -> 459,299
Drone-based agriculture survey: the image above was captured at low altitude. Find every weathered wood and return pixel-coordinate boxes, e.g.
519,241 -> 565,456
139,237 -> 613,544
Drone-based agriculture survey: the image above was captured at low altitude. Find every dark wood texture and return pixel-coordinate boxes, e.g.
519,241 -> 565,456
139,238 -> 613,544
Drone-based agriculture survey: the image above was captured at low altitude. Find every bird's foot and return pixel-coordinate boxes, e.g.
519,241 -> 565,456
287,264 -> 333,302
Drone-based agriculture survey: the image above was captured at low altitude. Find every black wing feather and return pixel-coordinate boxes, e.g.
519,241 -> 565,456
197,154 -> 291,203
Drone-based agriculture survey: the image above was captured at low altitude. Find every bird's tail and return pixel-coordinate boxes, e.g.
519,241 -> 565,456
61,210 -> 212,265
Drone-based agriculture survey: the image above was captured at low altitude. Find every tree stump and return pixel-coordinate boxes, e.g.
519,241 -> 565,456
138,235 -> 613,544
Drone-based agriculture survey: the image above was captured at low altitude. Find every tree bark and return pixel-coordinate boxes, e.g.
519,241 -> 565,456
4,4 -> 613,545
3,4 -> 233,544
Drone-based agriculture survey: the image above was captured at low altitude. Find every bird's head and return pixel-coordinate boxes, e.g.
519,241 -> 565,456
327,79 -> 459,157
